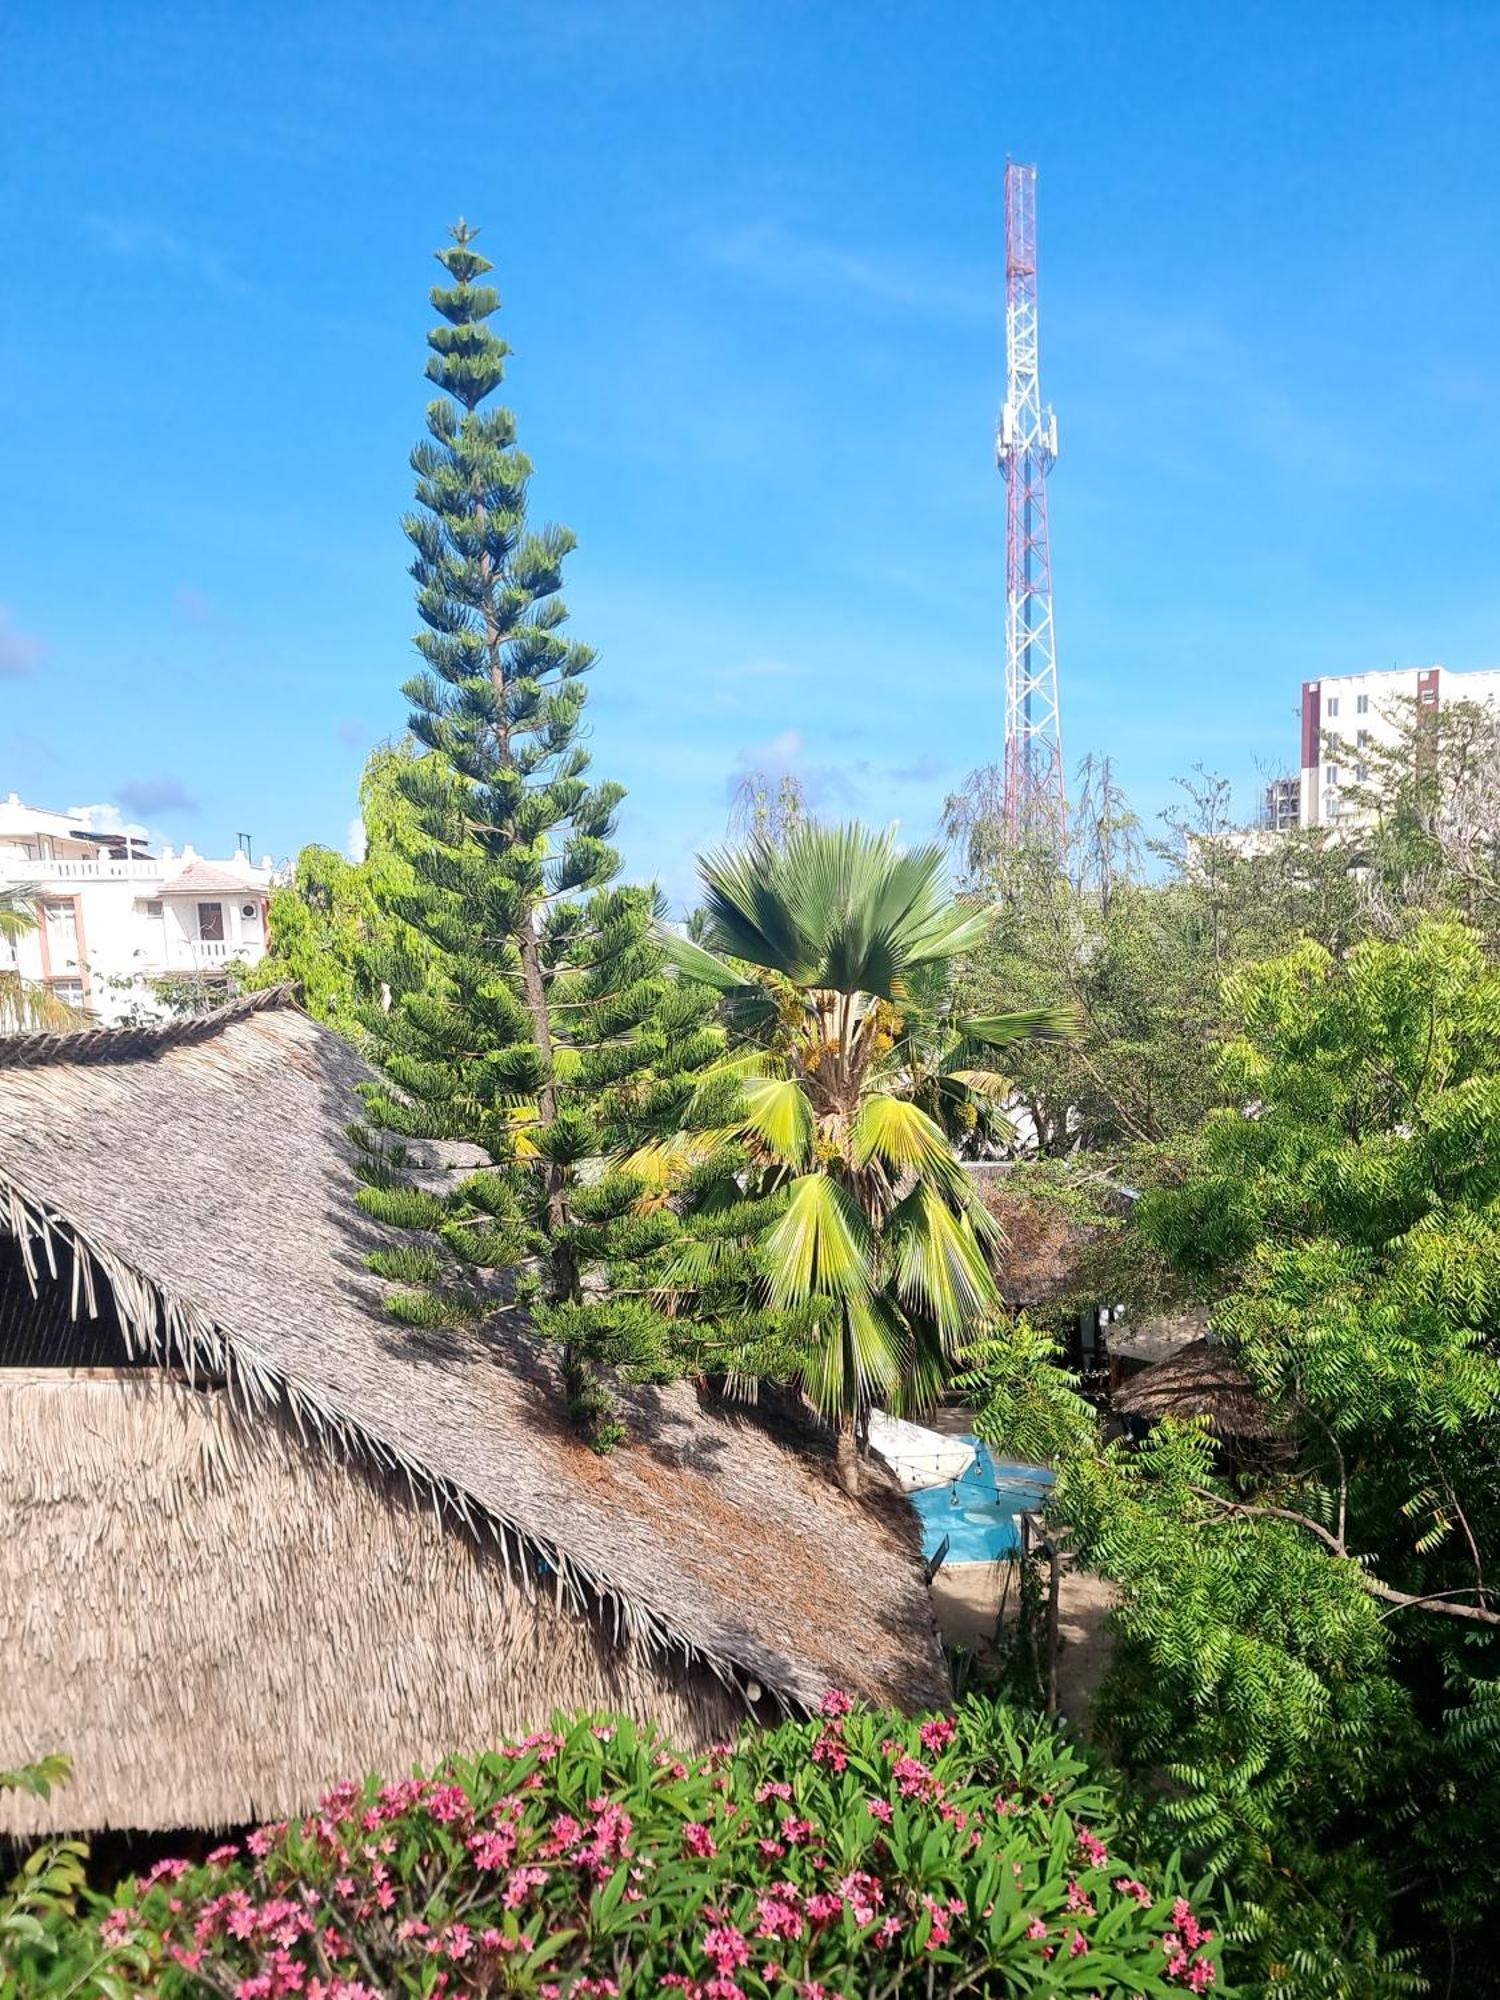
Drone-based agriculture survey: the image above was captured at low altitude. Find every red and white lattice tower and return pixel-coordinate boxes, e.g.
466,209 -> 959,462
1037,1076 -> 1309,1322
997,161 -> 1065,848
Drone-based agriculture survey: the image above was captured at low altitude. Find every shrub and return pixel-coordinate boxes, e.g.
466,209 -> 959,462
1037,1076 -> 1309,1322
43,1699 -> 1226,1998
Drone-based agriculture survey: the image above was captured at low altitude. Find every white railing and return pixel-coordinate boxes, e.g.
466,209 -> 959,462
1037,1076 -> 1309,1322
189,940 -> 235,961
0,855 -> 161,884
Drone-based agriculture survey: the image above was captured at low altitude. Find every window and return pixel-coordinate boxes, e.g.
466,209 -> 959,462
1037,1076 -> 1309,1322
197,902 -> 225,942
1326,696 -> 1340,718
42,900 -> 78,967
145,899 -> 163,917
1326,765 -> 1339,787
47,978 -> 84,1009
1357,729 -> 1369,748
1357,694 -> 1369,715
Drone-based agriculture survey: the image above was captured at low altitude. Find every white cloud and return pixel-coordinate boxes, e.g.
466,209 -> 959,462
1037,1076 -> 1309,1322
345,814 -> 367,863
66,801 -> 154,843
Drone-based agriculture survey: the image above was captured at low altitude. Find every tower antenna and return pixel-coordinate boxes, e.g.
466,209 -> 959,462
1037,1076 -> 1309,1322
997,160 -> 1065,848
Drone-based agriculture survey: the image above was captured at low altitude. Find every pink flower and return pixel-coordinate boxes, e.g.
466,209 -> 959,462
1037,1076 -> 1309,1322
866,1796 -> 893,1824
1076,1826 -> 1109,1868
207,1843 -> 239,1866
838,1870 -> 884,1926
756,1891 -> 804,1941
1114,1875 -> 1153,1908
682,1822 -> 718,1859
1025,1916 -> 1048,1941
1069,1928 -> 1090,1958
918,1714 -> 955,1754
100,1908 -> 134,1946
890,1754 -> 937,1800
780,1815 -> 815,1846
141,1855 -> 191,1887
754,1779 -> 793,1803
503,1865 -> 548,1908
702,1922 -> 751,1972
757,1837 -> 786,1860
877,1914 -> 904,1943
921,1894 -> 952,1949
818,1689 -> 852,1718
805,1891 -> 843,1924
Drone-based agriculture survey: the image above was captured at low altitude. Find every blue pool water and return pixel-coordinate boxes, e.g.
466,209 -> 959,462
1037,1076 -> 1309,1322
909,1437 -> 1054,1566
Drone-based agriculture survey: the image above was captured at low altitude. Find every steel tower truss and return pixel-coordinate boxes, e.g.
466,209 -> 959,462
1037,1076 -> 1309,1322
997,161 -> 1065,848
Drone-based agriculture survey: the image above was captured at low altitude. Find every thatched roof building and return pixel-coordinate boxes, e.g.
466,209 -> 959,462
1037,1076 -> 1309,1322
1111,1336 -> 1274,1440
0,992 -> 946,1835
964,1164 -> 1113,1310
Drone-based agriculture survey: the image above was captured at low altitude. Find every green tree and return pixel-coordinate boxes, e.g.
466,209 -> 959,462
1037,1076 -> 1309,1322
1035,921 -> 1500,1994
352,222 -> 719,1445
249,741 -> 437,1031
0,889 -> 78,1030
663,821 -> 1067,1490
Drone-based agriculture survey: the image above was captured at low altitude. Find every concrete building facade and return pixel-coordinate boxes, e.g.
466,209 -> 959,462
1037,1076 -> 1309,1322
1298,665 -> 1500,829
0,796 -> 274,1022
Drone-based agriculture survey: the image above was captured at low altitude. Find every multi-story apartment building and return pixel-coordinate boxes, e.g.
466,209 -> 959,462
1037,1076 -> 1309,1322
0,795 -> 275,1023
1298,665 -> 1500,829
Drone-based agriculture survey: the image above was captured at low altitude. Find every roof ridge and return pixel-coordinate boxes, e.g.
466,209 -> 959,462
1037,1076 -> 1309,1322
0,984 -> 297,1070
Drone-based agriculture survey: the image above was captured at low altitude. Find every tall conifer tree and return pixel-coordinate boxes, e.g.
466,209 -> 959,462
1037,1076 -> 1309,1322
354,222 -> 723,1444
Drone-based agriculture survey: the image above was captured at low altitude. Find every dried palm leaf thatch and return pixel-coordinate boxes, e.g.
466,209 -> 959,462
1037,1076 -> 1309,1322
1,1370 -> 749,1834
0,992 -> 947,1832
1112,1336 -> 1276,1439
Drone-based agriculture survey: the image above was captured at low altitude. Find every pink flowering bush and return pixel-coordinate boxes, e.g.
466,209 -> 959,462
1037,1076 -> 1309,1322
67,1700 -> 1226,1998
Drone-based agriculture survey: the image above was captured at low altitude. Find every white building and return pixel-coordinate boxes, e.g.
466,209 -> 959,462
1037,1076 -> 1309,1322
1298,665 -> 1500,829
0,795 -> 275,1023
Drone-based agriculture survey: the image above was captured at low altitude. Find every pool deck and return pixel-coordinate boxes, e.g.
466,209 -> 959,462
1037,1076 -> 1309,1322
929,1553 -> 1119,1735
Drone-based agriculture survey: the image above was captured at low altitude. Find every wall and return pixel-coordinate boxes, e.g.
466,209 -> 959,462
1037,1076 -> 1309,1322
0,1370 -> 749,1834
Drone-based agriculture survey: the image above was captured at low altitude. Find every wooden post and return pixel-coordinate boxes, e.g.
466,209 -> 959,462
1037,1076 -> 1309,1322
1045,1538 -> 1061,1715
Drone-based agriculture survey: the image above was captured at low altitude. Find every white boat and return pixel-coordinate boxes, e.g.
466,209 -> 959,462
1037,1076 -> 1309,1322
868,1410 -> 976,1493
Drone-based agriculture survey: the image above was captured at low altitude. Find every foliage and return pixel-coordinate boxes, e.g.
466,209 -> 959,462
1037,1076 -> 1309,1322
967,922 -> 1500,1995
0,1755 -> 122,1999
0,889 -> 80,1031
659,821 -> 1068,1486
42,1703 -> 1227,1998
348,223 -> 719,1444
956,1316 -> 1098,1467
944,761 -> 1362,1161
248,743 -> 438,1032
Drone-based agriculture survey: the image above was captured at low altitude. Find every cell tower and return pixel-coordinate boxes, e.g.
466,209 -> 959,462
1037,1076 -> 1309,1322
997,160 -> 1065,848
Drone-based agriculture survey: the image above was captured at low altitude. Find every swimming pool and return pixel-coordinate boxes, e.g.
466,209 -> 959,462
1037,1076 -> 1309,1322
909,1436 -> 1053,1566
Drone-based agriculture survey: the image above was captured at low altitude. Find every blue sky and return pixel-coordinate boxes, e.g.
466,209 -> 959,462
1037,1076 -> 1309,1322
3,1 -> 1500,908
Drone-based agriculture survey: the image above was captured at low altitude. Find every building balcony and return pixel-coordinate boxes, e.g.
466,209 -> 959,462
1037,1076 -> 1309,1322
0,853 -> 164,885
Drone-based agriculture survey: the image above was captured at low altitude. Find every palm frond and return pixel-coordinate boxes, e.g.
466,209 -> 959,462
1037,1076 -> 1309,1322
765,1171 -> 873,1309
850,1091 -> 966,1190
959,1004 -> 1077,1047
886,1185 -> 999,1344
738,1076 -> 815,1166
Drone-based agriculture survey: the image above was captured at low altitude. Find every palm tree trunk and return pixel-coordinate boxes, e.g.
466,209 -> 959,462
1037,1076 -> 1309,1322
833,1417 -> 862,1498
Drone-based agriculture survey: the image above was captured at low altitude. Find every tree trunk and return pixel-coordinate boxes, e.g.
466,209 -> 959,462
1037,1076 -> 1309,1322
834,1420 -> 862,1498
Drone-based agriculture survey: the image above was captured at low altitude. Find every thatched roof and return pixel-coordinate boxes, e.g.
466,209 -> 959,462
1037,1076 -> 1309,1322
4,1368 -> 750,1834
1112,1336 -> 1275,1438
0,991 -> 946,1722
966,1164 -> 1105,1307
1107,1308 -> 1211,1367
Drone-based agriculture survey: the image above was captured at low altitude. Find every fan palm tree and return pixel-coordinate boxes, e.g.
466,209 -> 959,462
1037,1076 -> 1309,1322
0,888 -> 79,1031
661,822 -> 1071,1492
